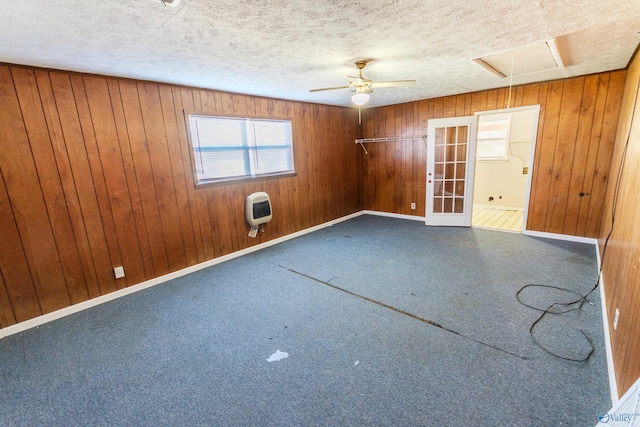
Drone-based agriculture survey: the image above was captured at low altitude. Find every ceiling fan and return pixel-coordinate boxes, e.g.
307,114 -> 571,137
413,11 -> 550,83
309,60 -> 416,107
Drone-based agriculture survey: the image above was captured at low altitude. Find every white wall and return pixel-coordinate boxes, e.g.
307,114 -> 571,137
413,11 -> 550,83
473,109 -> 536,210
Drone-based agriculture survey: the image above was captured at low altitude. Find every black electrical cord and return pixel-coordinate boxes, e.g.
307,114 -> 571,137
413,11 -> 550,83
517,83 -> 637,362
516,283 -> 597,362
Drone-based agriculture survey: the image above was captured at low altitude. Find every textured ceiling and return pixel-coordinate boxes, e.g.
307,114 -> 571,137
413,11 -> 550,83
2,0 -> 640,108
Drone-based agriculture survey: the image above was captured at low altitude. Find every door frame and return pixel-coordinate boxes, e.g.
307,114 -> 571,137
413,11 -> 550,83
473,105 -> 540,232
425,116 -> 477,226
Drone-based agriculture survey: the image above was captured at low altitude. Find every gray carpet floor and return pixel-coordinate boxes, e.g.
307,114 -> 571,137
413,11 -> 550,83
0,215 -> 610,426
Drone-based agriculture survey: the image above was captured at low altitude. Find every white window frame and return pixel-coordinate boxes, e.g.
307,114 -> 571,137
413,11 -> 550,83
185,112 -> 295,186
476,114 -> 511,161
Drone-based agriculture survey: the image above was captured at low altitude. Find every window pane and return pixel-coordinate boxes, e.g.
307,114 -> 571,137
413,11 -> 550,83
187,114 -> 294,184
477,117 -> 510,160
253,120 -> 291,147
196,150 -> 247,180
190,116 -> 244,147
250,148 -> 293,175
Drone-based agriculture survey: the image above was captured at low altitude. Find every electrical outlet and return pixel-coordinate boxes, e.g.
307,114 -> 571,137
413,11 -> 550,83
411,202 -> 416,210
613,308 -> 620,330
114,266 -> 125,279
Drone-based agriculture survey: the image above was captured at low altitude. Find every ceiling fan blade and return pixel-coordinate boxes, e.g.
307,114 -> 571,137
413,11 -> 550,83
371,80 -> 416,88
309,85 -> 351,92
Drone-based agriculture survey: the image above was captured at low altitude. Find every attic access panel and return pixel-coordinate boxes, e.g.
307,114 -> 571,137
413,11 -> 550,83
473,40 -> 564,78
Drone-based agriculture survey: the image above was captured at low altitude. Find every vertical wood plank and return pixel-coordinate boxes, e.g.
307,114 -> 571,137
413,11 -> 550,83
116,79 -> 169,277
0,168 -> 40,322
0,271 -> 16,328
522,83 -> 540,107
545,77 -> 584,233
564,75 -> 600,235
586,70 -> 625,236
296,103 -> 313,229
280,102 -> 298,235
69,74 -> 120,296
83,75 -> 146,287
138,82 -> 188,272
526,83 -> 547,230
107,79 -> 155,280
529,81 -> 563,231
31,69 -> 92,304
404,103 -> 415,215
49,71 -> 113,299
393,104 -> 405,212
455,94 -> 466,117
443,96 -> 457,117
470,91 -> 487,114
382,106 -> 395,212
180,88 -> 215,261
169,87 -> 204,265
3,66 -> 71,313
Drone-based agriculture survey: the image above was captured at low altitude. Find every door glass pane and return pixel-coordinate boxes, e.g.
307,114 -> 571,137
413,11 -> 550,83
457,144 -> 467,161
454,198 -> 464,213
457,126 -> 468,143
431,123 -> 470,218
444,181 -> 454,195
435,127 -> 445,145
444,198 -> 454,213
445,163 -> 455,179
434,180 -> 444,196
446,127 -> 457,145
446,145 -> 456,161
433,197 -> 444,213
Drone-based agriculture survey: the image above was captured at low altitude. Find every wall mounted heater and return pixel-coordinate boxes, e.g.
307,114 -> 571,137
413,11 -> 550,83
246,192 -> 272,238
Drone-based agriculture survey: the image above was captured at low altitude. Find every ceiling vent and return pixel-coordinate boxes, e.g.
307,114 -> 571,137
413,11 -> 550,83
472,39 -> 565,78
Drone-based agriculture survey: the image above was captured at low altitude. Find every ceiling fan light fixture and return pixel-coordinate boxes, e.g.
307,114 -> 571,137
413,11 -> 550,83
351,92 -> 370,106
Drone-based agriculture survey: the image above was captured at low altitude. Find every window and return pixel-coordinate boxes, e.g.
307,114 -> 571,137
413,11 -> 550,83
476,115 -> 511,160
186,114 -> 295,185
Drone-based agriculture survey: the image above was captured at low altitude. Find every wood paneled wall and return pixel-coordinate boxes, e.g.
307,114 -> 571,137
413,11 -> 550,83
599,52 -> 640,397
361,70 -> 626,237
0,64 -> 363,327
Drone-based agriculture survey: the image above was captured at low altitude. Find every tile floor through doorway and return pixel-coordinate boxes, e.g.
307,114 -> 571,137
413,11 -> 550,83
472,207 -> 523,232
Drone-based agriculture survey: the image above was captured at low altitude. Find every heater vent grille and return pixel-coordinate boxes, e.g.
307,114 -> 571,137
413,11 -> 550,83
246,192 -> 272,227
253,200 -> 271,220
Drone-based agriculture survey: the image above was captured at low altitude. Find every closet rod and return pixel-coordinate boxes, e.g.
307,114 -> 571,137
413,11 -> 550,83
355,135 -> 427,154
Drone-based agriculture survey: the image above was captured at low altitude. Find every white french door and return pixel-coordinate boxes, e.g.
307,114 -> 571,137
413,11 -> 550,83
426,116 -> 477,226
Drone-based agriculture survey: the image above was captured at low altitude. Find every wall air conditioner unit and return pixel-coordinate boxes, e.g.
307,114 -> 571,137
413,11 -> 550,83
246,192 -> 272,238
